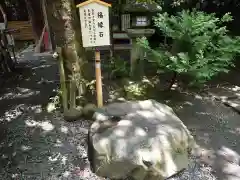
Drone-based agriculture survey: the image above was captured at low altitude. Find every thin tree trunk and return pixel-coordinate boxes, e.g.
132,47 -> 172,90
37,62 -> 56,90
35,25 -> 46,53
167,71 -> 177,91
42,0 -> 53,51
0,5 -> 7,28
166,40 -> 178,91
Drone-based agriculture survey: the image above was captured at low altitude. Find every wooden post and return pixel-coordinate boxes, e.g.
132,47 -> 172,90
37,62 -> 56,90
95,49 -> 103,107
77,0 -> 111,107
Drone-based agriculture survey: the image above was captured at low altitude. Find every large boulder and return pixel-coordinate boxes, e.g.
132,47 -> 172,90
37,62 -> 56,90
88,100 -> 195,180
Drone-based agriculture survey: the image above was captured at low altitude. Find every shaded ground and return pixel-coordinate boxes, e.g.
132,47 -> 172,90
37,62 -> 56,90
0,48 -> 240,179
0,51 -> 97,179
165,91 -> 240,164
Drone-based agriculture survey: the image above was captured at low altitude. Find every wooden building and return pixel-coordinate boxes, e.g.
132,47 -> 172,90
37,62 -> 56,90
1,0 -> 33,41
0,0 -> 44,41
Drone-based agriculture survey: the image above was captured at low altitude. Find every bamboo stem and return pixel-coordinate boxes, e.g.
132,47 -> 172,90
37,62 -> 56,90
56,47 -> 68,112
69,78 -> 76,109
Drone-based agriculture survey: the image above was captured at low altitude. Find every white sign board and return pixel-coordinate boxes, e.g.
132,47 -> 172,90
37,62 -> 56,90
78,2 -> 111,48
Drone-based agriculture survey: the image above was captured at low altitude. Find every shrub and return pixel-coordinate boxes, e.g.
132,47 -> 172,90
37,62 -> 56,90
138,10 -> 240,88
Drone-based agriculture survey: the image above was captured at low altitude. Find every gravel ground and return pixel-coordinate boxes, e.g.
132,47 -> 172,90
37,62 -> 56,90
0,50 -> 239,179
0,104 -> 217,180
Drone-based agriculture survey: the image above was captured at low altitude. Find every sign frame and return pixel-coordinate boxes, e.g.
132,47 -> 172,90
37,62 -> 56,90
77,0 -> 111,48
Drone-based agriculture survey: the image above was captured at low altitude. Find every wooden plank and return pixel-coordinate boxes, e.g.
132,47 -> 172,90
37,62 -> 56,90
8,21 -> 34,40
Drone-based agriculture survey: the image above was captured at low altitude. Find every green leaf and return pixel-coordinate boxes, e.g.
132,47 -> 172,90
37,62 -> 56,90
143,9 -> 240,86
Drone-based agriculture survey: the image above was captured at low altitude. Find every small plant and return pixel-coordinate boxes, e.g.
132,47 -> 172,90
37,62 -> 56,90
124,81 -> 146,98
123,76 -> 155,100
138,10 -> 240,89
86,79 -> 96,95
47,88 -> 61,112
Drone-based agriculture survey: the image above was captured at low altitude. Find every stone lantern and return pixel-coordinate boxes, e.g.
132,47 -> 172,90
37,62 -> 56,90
123,0 -> 161,77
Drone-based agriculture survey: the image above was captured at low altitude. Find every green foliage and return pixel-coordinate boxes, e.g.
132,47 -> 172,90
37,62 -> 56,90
108,56 -> 129,79
124,81 -> 146,98
135,0 -> 190,7
138,10 -> 240,85
136,0 -> 240,8
47,88 -> 61,112
84,79 -> 96,95
123,77 -> 155,100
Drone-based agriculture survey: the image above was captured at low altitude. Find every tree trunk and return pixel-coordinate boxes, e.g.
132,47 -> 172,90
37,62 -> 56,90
166,71 -> 177,91
0,5 -> 7,28
46,0 -> 88,121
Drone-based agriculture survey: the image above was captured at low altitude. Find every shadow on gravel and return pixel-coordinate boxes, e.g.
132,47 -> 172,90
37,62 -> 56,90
0,55 -> 94,179
0,107 -> 92,180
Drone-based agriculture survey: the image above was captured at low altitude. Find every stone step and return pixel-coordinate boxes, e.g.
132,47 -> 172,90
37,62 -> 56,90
208,87 -> 240,101
223,99 -> 240,113
207,86 -> 240,113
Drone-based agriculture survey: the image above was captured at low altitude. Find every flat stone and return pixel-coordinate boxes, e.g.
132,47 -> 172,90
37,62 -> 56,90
208,87 -> 239,101
223,99 -> 240,113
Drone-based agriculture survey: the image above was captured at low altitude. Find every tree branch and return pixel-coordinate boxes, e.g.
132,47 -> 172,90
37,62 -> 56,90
0,5 -> 7,28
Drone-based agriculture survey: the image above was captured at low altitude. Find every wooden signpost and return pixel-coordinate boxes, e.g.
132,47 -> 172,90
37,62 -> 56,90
76,0 -> 111,107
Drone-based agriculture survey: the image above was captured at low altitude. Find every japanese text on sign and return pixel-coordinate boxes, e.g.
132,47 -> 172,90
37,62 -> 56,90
79,2 -> 110,47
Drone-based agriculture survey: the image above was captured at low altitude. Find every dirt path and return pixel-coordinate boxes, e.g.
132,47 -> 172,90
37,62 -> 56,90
0,49 -> 239,179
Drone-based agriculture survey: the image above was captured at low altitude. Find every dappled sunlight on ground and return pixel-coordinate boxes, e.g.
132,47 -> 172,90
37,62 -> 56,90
0,50 -> 104,179
0,47 -> 240,179
0,107 -> 94,179
0,87 -> 40,101
166,91 -> 240,176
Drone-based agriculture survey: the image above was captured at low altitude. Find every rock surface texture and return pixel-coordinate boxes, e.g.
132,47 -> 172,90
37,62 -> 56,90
88,100 -> 196,180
